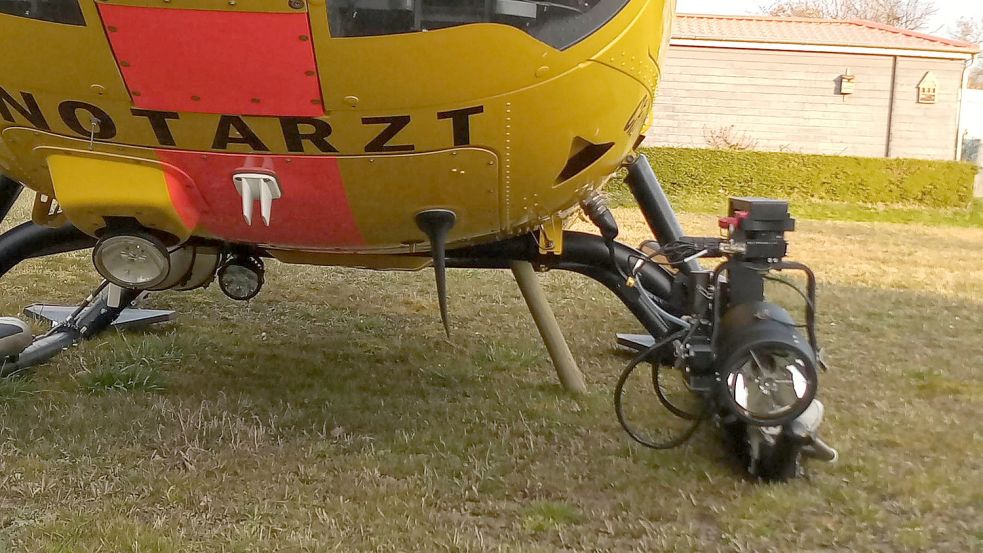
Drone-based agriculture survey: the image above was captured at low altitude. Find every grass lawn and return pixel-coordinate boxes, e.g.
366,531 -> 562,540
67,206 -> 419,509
0,201 -> 981,552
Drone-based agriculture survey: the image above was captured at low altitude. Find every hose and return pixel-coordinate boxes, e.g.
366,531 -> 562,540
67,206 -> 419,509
614,329 -> 709,450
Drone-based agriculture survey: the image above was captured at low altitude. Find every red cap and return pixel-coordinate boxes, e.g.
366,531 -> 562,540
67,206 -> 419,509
718,210 -> 749,231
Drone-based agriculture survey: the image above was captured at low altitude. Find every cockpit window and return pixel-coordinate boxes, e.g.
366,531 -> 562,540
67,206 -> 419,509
327,0 -> 631,50
0,0 -> 85,25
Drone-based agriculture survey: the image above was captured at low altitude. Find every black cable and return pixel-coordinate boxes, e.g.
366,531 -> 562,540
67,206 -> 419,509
636,272 -> 691,330
709,259 -> 733,350
614,330 -> 709,450
658,237 -> 725,266
651,324 -> 702,421
763,274 -> 814,311
651,363 -> 701,421
762,274 -> 817,331
606,239 -> 691,332
774,262 -> 821,361
607,238 -> 629,281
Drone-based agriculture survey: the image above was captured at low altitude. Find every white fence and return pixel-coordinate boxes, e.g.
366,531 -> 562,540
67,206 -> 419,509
961,89 -> 983,196
963,90 -> 983,138
961,89 -> 983,161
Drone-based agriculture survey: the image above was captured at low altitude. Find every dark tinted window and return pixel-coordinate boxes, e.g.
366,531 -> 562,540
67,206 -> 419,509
327,0 -> 630,50
0,0 -> 85,25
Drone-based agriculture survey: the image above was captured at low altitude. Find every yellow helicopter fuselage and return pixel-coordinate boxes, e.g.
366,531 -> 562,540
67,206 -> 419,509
0,0 -> 673,263
0,2 -> 839,481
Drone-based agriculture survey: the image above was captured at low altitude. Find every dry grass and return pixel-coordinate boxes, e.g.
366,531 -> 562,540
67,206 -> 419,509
0,201 -> 980,552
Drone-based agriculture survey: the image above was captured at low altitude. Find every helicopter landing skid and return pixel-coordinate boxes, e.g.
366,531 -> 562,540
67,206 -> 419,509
616,333 -> 656,351
0,281 -> 143,378
24,303 -> 175,330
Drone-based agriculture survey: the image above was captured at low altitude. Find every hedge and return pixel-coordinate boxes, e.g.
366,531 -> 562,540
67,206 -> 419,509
618,147 -> 978,208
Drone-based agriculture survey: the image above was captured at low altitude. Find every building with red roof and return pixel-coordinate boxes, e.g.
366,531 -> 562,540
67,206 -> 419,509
645,14 -> 980,161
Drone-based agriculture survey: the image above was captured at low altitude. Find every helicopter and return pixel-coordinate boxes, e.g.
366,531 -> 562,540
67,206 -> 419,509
0,0 -> 836,481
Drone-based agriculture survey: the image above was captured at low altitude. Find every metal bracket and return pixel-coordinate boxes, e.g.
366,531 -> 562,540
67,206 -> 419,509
31,193 -> 67,227
538,216 -> 564,255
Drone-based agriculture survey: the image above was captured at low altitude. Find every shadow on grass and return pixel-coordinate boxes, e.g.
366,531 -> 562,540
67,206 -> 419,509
0,271 -> 980,551
6,274 -> 981,443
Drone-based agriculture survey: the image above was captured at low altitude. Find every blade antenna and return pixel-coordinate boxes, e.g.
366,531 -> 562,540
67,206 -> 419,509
415,210 -> 457,337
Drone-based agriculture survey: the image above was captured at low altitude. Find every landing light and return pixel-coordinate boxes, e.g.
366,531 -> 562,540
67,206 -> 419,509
92,232 -> 170,289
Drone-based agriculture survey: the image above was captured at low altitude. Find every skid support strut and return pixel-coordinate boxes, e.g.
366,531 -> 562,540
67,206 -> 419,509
510,260 -> 587,395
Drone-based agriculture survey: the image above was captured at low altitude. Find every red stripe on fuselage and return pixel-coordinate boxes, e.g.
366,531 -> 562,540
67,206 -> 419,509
157,151 -> 363,248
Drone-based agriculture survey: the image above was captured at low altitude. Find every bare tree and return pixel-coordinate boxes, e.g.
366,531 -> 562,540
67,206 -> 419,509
970,72 -> 983,91
950,17 -> 983,45
950,17 -> 983,90
764,0 -> 938,31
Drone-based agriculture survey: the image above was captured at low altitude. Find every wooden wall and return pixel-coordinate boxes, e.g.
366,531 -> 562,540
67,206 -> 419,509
645,45 -> 967,160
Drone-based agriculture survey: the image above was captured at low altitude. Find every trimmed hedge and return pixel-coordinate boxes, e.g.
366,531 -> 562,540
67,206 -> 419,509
622,147 -> 978,208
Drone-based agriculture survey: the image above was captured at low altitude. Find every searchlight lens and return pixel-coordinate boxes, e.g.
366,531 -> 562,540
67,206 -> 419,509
92,233 -> 170,289
722,346 -> 817,427
327,0 -> 631,49
217,256 -> 265,301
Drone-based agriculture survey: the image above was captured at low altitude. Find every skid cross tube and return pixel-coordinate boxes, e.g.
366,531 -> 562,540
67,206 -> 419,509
445,231 -> 679,338
0,222 -> 97,278
0,176 -> 23,221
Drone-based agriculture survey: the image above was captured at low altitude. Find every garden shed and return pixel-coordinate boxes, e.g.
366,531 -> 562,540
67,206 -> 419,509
645,14 -> 980,161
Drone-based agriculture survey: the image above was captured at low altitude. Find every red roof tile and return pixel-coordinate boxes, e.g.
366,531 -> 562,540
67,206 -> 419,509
673,14 -> 980,55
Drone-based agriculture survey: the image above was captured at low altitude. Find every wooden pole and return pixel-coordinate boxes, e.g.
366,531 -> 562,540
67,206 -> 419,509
510,261 -> 587,395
